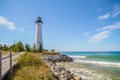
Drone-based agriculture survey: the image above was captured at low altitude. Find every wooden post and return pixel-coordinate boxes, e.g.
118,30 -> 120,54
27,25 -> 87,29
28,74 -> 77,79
10,49 -> 12,76
0,49 -> 2,80
42,74 -> 44,80
40,74 -> 44,80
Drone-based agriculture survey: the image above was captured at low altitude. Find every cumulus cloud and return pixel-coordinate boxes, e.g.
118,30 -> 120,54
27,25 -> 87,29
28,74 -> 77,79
98,13 -> 110,20
88,22 -> 120,43
0,16 -> 16,30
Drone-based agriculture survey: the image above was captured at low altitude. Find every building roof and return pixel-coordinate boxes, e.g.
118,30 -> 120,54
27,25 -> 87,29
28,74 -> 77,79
35,16 -> 43,23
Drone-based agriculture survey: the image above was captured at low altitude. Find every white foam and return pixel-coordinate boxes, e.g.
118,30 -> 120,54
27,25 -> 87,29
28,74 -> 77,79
60,63 -> 112,80
74,60 -> 120,68
68,55 -> 86,59
68,55 -> 120,68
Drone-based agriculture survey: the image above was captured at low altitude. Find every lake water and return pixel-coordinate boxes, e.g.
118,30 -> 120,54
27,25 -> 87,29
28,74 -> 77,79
60,51 -> 120,80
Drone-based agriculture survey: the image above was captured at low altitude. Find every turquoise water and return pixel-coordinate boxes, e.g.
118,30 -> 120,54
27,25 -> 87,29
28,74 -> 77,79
61,51 -> 120,56
60,51 -> 120,80
61,51 -> 120,62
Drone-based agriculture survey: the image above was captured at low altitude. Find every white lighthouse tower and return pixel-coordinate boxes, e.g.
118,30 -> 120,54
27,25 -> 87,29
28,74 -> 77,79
34,16 -> 43,51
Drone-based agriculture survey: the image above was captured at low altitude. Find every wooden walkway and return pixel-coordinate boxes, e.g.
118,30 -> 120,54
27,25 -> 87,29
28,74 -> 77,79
0,51 -> 24,80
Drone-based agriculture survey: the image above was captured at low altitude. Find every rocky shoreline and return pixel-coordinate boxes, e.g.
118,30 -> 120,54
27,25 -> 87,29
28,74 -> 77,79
41,53 -> 82,80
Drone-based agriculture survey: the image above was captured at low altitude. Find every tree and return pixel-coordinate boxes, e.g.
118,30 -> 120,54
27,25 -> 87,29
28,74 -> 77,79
25,43 -> 31,52
38,43 -> 42,52
10,42 -> 15,51
0,44 -> 2,49
13,41 -> 25,52
33,43 -> 36,52
2,44 -> 8,51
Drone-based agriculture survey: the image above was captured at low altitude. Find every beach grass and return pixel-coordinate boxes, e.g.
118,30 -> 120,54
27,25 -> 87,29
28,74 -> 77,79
11,52 -> 55,80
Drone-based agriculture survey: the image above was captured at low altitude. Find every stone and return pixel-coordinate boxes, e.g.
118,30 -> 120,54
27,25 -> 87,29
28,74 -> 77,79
41,54 -> 82,80
74,76 -> 82,80
54,71 -> 61,77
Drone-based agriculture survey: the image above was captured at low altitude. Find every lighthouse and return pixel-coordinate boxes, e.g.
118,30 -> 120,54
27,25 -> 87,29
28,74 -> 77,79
34,16 -> 43,51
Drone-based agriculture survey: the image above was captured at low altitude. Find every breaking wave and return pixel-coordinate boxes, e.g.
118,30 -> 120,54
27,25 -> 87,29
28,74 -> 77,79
69,55 -> 120,68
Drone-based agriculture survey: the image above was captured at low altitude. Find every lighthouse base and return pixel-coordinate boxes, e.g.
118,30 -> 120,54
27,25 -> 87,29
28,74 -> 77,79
34,43 -> 43,52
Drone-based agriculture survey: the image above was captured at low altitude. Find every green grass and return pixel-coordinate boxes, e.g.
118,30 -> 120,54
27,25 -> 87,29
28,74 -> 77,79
17,52 -> 44,66
11,52 -> 55,80
37,51 -> 59,56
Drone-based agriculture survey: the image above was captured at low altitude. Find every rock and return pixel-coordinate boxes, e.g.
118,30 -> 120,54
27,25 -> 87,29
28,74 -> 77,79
60,74 -> 68,80
41,54 -> 82,80
42,54 -> 73,62
74,76 -> 82,80
61,70 -> 66,75
54,71 -> 61,77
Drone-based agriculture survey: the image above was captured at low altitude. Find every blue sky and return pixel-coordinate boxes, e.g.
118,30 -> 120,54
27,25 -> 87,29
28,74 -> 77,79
0,0 -> 120,51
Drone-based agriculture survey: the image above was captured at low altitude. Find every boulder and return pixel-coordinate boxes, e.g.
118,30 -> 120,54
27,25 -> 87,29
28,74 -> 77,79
74,76 -> 82,80
42,54 -> 73,62
41,54 -> 82,80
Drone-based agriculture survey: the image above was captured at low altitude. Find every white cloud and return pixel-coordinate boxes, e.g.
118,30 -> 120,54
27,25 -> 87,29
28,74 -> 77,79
113,4 -> 120,17
88,31 -> 110,43
113,10 -> 120,17
88,22 -> 120,43
0,16 -> 16,30
98,4 -> 120,20
0,42 -> 11,46
98,13 -> 110,20
0,42 -> 4,45
102,22 -> 120,30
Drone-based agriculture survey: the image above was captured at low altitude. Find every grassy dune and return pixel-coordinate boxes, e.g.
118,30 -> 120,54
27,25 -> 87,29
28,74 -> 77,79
11,52 -> 55,80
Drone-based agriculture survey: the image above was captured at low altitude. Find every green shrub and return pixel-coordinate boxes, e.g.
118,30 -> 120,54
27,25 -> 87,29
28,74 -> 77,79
17,52 -> 44,66
12,41 -> 25,52
12,52 -> 55,80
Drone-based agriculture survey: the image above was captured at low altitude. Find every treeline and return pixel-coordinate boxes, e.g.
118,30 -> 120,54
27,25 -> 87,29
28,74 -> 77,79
0,41 -> 31,52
